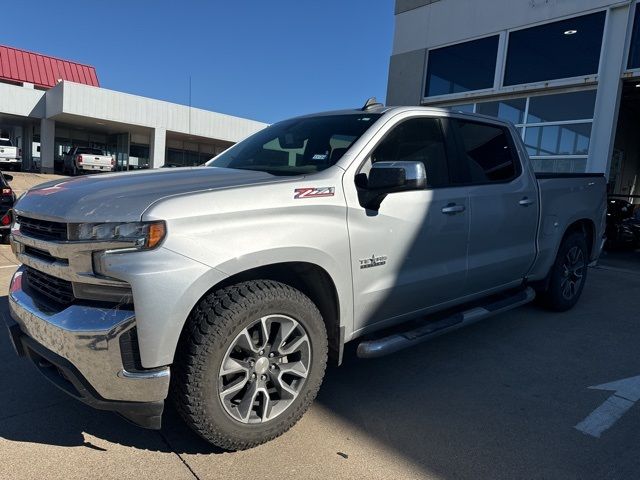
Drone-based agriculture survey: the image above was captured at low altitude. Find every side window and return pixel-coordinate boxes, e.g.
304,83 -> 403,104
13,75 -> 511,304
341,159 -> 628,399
371,117 -> 450,188
454,120 -> 518,183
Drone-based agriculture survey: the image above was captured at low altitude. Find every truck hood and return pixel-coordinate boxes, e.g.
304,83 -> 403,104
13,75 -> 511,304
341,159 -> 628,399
15,167 -> 294,223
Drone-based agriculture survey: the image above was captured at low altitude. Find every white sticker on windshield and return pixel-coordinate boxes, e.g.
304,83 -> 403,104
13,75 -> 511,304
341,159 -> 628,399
312,154 -> 328,161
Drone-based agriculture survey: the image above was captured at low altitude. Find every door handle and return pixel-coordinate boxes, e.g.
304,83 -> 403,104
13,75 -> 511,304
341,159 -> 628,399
441,203 -> 465,214
519,197 -> 534,207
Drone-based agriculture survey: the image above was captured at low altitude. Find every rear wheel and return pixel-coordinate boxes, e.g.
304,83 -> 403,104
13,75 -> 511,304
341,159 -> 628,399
172,280 -> 328,450
537,231 -> 589,311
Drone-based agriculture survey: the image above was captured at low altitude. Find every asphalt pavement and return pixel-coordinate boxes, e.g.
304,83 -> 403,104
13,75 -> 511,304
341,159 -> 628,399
0,173 -> 638,479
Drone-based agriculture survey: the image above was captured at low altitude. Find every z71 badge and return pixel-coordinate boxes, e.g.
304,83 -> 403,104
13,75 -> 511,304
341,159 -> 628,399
359,254 -> 388,269
294,187 -> 335,199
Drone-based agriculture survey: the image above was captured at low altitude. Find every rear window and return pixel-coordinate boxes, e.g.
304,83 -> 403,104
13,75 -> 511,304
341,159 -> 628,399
76,148 -> 106,155
0,140 -> 12,147
454,120 -> 518,183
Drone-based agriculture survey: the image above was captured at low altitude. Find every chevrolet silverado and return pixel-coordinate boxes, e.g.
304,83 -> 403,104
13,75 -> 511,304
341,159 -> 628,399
4,101 -> 607,450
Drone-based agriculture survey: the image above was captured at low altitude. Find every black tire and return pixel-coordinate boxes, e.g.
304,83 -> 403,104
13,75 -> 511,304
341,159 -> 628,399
171,280 -> 328,451
537,231 -> 589,312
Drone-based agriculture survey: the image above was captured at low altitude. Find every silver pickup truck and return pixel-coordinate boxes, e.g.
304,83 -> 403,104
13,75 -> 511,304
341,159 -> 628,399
4,102 -> 606,450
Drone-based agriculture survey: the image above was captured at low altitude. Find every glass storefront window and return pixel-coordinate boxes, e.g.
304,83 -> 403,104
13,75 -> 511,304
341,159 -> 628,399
628,5 -> 640,69
446,104 -> 474,113
530,158 -> 587,173
425,35 -> 499,97
504,12 -> 605,86
476,98 -> 527,124
527,91 -> 596,123
524,123 -> 591,156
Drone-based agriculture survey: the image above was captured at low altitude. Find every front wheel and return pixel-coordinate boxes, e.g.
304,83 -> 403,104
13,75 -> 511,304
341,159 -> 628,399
172,280 -> 328,450
537,231 -> 589,312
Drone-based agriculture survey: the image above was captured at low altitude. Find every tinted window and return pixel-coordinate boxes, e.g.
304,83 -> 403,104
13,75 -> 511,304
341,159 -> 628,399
76,147 -> 105,155
504,12 -> 605,86
0,139 -> 12,147
425,36 -> 499,97
454,120 -> 517,183
628,5 -> 640,69
211,114 -> 380,176
527,91 -> 596,123
476,98 -> 527,124
371,118 -> 449,187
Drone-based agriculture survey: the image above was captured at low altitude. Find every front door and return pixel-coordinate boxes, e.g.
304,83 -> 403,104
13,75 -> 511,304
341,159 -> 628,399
346,116 -> 470,333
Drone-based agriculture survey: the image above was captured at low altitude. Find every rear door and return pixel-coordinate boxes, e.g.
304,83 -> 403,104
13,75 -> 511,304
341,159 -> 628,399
345,115 -> 470,332
450,118 -> 539,295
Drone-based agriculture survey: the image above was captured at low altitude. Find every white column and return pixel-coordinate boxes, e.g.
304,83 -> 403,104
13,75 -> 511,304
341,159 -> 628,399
587,4 -> 633,175
40,118 -> 55,174
150,127 -> 166,169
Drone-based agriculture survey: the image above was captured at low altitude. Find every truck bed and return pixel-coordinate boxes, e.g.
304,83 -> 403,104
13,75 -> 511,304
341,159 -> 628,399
528,172 -> 607,280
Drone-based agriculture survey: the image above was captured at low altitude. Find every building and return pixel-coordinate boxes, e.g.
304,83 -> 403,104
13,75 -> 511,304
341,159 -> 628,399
387,0 -> 640,201
0,45 -> 267,173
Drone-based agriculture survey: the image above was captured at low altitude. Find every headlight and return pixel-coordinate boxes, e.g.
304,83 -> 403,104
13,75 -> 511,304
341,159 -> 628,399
69,221 -> 166,250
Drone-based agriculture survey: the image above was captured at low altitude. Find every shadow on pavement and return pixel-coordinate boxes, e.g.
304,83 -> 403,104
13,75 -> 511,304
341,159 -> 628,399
1,270 -> 640,478
0,294 -> 217,455
598,247 -> 640,272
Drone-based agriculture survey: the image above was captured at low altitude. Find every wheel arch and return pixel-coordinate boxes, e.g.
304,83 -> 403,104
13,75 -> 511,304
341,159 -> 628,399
531,217 -> 596,292
563,218 -> 596,257
182,261 -> 344,366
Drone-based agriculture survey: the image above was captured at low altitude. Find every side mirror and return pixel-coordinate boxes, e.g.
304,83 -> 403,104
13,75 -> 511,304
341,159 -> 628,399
359,161 -> 426,210
3,174 -> 13,182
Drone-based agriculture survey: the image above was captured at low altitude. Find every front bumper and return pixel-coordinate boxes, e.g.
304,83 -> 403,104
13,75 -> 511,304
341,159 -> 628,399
6,266 -> 170,428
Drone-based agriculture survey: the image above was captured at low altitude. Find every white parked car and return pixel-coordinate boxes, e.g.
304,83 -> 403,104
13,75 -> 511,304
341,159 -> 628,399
0,138 -> 21,171
63,147 -> 115,175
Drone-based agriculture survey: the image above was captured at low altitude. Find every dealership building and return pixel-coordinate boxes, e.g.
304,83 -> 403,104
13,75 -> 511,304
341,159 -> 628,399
388,0 -> 640,201
0,45 -> 267,173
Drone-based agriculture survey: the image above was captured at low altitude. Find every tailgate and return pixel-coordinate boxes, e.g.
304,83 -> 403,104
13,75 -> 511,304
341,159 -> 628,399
82,155 -> 113,167
0,147 -> 17,159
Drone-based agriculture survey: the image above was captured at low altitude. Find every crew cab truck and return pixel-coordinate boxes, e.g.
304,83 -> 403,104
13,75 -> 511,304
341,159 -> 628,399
0,138 -> 21,171
4,102 -> 606,451
63,146 -> 115,175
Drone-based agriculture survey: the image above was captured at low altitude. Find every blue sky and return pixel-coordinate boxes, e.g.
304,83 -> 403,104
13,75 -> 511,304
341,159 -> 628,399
5,1 -> 395,123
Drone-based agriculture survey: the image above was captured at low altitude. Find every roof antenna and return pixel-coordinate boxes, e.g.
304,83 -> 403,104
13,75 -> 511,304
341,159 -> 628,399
361,97 -> 383,111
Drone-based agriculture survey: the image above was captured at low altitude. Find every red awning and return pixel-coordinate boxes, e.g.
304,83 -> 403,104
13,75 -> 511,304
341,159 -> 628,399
0,45 -> 99,89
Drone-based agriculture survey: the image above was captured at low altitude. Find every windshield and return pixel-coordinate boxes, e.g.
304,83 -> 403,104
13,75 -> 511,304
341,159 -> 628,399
207,113 -> 381,175
0,139 -> 12,147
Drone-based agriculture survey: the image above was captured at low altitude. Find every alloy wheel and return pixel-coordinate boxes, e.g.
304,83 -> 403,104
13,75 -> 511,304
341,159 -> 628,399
218,315 -> 311,424
560,245 -> 585,300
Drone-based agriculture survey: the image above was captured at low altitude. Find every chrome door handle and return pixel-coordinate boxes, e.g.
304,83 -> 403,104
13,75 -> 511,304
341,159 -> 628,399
519,197 -> 534,206
441,204 -> 465,214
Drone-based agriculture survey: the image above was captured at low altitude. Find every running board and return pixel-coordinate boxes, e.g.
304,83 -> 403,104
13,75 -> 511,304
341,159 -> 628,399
357,287 -> 536,359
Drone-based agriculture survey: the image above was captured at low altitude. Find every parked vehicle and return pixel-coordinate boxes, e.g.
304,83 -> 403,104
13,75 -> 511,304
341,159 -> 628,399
63,146 -> 115,175
605,198 -> 640,249
0,172 -> 15,243
4,102 -> 607,450
0,138 -> 21,171
31,142 -> 41,171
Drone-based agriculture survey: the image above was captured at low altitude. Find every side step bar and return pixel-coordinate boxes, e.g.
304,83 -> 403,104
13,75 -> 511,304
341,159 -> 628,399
357,287 -> 536,359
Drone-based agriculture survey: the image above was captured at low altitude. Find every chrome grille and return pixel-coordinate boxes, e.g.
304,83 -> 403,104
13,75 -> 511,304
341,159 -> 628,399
24,267 -> 75,306
17,215 -> 68,241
